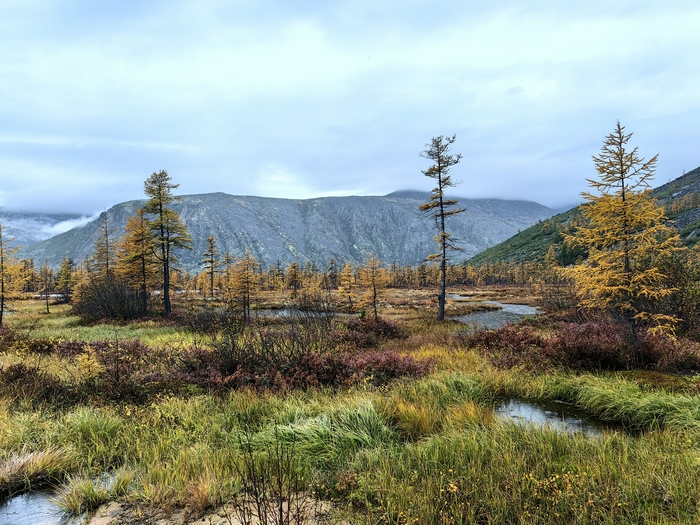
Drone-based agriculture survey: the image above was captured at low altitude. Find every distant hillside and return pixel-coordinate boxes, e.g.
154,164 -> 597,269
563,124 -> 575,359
470,166 -> 700,265
20,192 -> 555,271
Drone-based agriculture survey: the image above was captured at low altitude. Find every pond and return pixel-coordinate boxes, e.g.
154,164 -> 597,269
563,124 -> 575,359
453,299 -> 539,330
496,399 -> 625,437
0,491 -> 83,525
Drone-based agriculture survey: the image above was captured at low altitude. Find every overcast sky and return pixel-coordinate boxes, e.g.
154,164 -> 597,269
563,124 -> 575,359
1,0 -> 699,215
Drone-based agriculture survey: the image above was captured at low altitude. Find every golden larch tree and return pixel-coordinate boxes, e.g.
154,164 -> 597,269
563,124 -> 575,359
359,253 -> 388,322
117,208 -> 159,312
563,122 -> 685,350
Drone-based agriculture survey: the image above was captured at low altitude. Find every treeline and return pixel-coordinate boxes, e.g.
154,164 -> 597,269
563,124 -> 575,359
0,250 -> 562,304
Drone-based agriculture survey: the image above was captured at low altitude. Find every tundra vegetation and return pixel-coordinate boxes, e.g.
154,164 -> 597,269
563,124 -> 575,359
1,129 -> 700,524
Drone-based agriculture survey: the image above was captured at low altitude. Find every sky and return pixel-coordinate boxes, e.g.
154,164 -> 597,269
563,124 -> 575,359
1,0 -> 699,215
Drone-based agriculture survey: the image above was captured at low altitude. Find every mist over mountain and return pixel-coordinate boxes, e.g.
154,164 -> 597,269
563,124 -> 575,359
0,211 -> 88,247
18,191 -> 555,271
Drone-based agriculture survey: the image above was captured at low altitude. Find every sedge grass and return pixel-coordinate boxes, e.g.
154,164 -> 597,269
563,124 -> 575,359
3,306 -> 700,522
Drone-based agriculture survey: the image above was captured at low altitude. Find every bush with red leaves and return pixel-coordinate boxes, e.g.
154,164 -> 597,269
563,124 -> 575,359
460,319 -> 700,372
339,317 -> 409,349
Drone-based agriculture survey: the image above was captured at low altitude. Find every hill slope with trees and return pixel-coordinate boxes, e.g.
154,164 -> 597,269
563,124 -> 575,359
470,166 -> 700,266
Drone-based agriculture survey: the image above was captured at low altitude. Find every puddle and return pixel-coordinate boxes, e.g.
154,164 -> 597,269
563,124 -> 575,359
454,301 -> 539,329
496,399 -> 621,437
0,491 -> 83,525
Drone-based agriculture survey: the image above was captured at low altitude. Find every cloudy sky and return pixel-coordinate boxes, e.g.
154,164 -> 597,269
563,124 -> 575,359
1,0 -> 699,215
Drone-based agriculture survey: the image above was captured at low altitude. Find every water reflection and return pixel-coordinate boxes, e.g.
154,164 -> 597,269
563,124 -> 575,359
496,399 -> 618,437
453,300 -> 539,330
0,491 -> 82,525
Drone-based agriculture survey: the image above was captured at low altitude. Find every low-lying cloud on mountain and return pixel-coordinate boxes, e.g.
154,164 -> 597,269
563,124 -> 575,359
0,211 -> 96,247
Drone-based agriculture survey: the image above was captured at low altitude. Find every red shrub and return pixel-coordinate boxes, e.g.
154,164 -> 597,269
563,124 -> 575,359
547,322 -> 632,370
339,317 -> 409,349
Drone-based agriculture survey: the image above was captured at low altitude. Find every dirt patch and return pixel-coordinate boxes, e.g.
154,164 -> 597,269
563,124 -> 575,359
89,499 -> 335,525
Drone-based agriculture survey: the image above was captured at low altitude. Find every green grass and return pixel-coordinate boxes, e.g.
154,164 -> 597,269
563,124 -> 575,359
3,311 -> 700,522
2,366 -> 700,522
4,300 -> 194,347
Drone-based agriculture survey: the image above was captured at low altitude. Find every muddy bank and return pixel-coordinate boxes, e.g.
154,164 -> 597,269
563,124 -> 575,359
89,500 -> 334,525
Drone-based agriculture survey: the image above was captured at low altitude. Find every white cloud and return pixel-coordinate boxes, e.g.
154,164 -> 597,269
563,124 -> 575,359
1,0 -> 699,214
41,214 -> 99,237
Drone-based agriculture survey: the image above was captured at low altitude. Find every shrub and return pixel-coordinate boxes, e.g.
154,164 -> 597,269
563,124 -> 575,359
547,322 -> 632,370
339,317 -> 409,349
458,324 -> 547,369
72,274 -> 148,322
638,332 -> 700,372
348,350 -> 434,385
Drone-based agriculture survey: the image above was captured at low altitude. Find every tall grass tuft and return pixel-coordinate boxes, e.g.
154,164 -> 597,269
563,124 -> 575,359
54,468 -> 133,515
0,448 -> 74,497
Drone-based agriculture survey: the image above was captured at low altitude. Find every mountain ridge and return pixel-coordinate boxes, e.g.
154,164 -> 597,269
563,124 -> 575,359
19,191 -> 555,271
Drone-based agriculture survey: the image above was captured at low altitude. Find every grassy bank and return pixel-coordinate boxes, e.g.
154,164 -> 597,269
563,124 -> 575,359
1,298 -> 700,523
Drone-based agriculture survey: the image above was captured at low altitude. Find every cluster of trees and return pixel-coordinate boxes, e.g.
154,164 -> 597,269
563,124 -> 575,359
1,126 -> 697,343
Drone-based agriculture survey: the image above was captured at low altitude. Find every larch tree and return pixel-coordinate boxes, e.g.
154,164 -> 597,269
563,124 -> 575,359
19,259 -> 37,293
202,236 -> 220,301
90,212 -> 116,276
325,258 -> 339,291
338,262 -> 357,309
55,257 -> 76,302
563,122 -> 685,352
117,208 -> 159,312
419,134 -> 465,320
359,254 -> 388,322
230,250 -> 259,322
286,261 -> 303,298
143,170 -> 193,316
40,259 -> 52,314
0,223 -> 19,328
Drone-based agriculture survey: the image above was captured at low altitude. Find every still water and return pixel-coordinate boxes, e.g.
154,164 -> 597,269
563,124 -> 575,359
496,399 -> 623,436
0,491 -> 83,525
454,300 -> 539,329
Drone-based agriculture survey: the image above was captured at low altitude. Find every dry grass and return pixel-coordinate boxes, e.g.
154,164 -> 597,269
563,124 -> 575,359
0,447 -> 74,496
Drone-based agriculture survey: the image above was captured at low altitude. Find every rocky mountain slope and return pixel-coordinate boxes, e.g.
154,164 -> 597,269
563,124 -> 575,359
20,191 -> 555,271
470,166 -> 700,265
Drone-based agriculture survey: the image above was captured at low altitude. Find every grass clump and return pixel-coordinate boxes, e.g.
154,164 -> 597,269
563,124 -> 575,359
55,468 -> 133,514
0,448 -> 74,497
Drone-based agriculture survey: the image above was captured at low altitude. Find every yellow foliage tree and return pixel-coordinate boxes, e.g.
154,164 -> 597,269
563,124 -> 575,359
563,122 -> 685,349
116,208 -> 159,312
337,262 -> 357,309
0,223 -> 21,327
230,250 -> 260,322
359,254 -> 388,322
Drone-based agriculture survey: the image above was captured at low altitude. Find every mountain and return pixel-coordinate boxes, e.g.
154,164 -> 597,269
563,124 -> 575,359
469,166 -> 700,265
0,211 -> 86,247
19,191 -> 555,271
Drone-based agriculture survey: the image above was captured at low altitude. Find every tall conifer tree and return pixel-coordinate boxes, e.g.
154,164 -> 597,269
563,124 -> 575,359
419,135 -> 465,320
564,122 -> 685,351
143,170 -> 192,316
